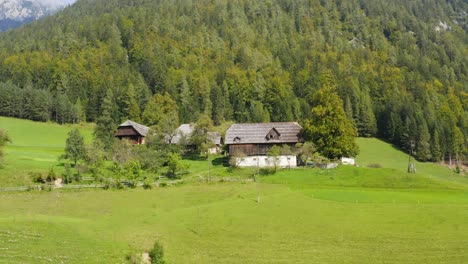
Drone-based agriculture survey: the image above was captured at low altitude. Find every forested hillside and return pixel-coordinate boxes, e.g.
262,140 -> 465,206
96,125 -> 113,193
0,0 -> 466,162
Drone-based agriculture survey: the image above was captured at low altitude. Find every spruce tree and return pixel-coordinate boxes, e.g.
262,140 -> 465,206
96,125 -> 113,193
430,129 -> 442,162
123,84 -> 141,122
356,92 -> 377,137
74,98 -> 86,123
416,122 -> 432,161
94,89 -> 117,152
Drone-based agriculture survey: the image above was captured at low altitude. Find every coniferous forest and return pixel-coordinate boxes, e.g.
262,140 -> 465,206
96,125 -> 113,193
0,0 -> 466,162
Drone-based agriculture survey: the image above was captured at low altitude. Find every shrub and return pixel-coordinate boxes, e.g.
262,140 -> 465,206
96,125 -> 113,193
46,168 -> 56,182
74,171 -> 81,182
143,180 -> 153,190
166,153 -> 188,179
125,252 -> 140,264
259,167 -> 276,175
103,183 -> 110,190
229,151 -> 245,168
124,160 -> 143,180
114,180 -> 125,189
30,172 -> 46,183
125,180 -> 137,189
367,163 -> 382,168
149,240 -> 165,264
62,162 -> 73,184
159,182 -> 168,188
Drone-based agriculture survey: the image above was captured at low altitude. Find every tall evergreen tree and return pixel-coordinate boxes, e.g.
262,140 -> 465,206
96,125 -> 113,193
123,84 -> 141,122
430,129 -> 442,162
356,92 -> 377,137
415,121 -> 432,161
94,89 -> 117,152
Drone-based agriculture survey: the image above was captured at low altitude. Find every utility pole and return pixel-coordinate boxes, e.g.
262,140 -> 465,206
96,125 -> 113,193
207,152 -> 211,182
257,144 -> 260,203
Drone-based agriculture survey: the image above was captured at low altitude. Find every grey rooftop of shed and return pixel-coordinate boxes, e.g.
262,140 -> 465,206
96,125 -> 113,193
118,120 -> 150,136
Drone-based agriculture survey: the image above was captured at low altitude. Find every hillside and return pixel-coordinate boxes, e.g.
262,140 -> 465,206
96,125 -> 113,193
0,0 -> 466,161
356,137 -> 465,181
0,116 -> 93,186
1,116 -> 465,188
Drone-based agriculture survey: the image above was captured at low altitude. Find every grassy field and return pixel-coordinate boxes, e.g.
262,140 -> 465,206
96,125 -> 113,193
1,117 -> 467,263
1,183 -> 467,263
0,116 -> 94,186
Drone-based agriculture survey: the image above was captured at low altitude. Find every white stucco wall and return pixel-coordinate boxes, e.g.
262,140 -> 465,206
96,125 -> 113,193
207,147 -> 219,154
340,157 -> 355,165
236,155 -> 297,168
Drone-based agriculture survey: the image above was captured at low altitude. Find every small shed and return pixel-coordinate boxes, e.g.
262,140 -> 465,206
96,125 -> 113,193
115,120 -> 149,145
207,132 -> 224,154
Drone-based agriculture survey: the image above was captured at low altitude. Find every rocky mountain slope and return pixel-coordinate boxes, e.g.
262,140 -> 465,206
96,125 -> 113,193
0,0 -> 74,31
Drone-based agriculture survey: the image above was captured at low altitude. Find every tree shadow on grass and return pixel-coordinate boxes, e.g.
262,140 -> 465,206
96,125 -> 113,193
183,154 -> 206,161
212,157 -> 229,167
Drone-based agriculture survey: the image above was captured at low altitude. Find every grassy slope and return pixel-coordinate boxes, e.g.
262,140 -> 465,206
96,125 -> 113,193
1,118 -> 468,263
356,137 -> 468,185
0,117 -> 93,186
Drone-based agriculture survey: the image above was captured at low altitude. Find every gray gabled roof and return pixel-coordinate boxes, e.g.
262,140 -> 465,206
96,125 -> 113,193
207,132 -> 223,145
171,124 -> 195,144
118,120 -> 150,136
225,122 -> 302,145
171,124 -> 224,145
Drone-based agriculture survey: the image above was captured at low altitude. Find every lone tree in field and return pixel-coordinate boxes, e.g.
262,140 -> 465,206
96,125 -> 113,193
0,129 -> 11,167
302,71 -> 359,159
64,128 -> 86,166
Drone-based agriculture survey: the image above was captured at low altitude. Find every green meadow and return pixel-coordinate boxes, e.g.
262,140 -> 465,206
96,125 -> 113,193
0,116 -> 93,186
1,117 -> 467,263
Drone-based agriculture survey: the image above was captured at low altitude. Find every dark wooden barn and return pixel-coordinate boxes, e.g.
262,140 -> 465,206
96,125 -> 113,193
225,122 -> 303,156
114,120 -> 150,144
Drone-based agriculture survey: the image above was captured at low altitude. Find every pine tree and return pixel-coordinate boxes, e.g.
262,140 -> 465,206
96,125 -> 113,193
344,95 -> 353,120
356,92 -> 377,137
415,121 -> 432,161
124,85 -> 141,122
75,98 -> 86,123
94,89 -> 117,152
431,129 -> 442,162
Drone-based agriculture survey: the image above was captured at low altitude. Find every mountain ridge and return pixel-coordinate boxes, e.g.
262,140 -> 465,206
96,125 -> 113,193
0,0 -> 74,31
